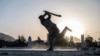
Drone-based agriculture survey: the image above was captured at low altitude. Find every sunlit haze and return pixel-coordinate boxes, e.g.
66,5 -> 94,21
0,0 -> 100,41
58,17 -> 84,39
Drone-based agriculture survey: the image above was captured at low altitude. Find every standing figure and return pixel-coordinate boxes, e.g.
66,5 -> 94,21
39,10 -> 61,51
28,36 -> 32,47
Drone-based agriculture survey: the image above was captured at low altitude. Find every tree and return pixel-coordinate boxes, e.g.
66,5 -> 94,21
85,35 -> 93,47
18,35 -> 26,43
12,35 -> 27,47
20,35 -> 26,43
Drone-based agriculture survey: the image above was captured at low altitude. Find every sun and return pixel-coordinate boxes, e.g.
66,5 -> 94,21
57,18 -> 85,39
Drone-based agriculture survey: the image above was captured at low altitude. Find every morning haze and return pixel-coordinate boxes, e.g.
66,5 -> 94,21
0,0 -> 100,40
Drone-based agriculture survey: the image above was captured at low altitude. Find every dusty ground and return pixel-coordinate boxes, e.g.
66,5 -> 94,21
0,48 -> 100,56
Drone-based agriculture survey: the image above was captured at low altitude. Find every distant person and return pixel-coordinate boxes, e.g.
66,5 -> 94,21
39,10 -> 61,51
28,36 -> 32,47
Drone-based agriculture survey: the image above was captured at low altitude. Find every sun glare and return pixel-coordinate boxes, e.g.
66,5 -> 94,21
58,18 -> 85,39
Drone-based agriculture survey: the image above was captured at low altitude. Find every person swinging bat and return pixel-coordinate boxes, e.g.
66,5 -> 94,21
39,10 -> 61,51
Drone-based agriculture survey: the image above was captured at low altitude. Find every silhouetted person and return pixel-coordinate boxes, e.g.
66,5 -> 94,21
39,11 -> 61,51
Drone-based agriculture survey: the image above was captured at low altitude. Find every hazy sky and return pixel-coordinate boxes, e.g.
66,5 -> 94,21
0,0 -> 100,40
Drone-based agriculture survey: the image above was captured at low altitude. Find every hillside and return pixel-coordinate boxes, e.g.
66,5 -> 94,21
0,33 -> 15,42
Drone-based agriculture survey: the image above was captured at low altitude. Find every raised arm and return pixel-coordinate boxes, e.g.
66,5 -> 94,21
39,11 -> 51,20
45,12 -> 51,20
39,12 -> 47,20
42,12 -> 47,17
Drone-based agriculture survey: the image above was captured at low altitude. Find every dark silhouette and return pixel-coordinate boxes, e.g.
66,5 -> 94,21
85,35 -> 93,47
33,36 -> 45,45
39,10 -> 61,51
39,10 -> 72,50
54,26 -> 72,46
60,26 -> 72,38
